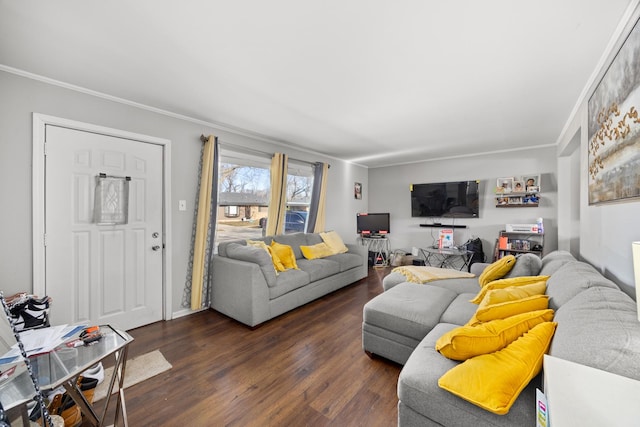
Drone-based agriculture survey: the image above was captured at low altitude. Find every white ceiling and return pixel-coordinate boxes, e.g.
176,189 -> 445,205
0,1 -> 633,167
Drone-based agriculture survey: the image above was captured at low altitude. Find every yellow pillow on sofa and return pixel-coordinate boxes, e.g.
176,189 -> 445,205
468,295 -> 550,326
435,309 -> 554,360
478,255 -> 516,287
438,321 -> 557,415
320,231 -> 349,254
481,282 -> 547,306
300,242 -> 334,260
247,240 -> 285,272
270,241 -> 299,270
470,275 -> 550,304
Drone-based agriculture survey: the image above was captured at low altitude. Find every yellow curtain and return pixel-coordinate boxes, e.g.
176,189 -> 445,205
266,153 -> 288,236
191,135 -> 216,309
312,163 -> 329,232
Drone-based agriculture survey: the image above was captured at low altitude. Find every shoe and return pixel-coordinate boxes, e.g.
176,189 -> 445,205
48,393 -> 82,427
78,376 -> 99,405
82,362 -> 105,384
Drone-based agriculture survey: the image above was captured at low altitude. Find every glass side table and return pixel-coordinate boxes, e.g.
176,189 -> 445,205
2,325 -> 133,427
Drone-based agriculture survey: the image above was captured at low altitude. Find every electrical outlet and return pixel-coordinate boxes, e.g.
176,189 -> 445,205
179,200 -> 187,211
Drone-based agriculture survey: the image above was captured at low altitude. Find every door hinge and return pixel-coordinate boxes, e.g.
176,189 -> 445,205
43,233 -> 47,247
43,142 -> 47,156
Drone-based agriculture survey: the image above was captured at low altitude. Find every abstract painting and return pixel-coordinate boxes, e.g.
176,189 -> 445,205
588,17 -> 640,205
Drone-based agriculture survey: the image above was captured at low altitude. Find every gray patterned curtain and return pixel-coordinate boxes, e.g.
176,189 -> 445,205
182,135 -> 219,309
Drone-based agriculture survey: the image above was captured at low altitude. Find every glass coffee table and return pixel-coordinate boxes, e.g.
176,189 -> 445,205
419,246 -> 473,271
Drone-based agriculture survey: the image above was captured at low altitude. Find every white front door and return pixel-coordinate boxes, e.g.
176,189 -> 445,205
44,124 -> 164,330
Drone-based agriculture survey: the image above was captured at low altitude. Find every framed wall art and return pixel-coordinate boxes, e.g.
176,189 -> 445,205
588,17 -> 640,205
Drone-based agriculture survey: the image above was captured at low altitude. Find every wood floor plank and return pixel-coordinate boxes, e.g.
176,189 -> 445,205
83,266 -> 401,426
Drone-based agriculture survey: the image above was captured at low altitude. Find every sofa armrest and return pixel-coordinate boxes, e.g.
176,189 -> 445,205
211,255 -> 271,327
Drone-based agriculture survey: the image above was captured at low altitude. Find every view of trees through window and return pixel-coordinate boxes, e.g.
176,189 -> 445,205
215,152 -> 314,249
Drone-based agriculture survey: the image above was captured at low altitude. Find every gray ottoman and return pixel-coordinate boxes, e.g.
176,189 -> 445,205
362,282 -> 477,365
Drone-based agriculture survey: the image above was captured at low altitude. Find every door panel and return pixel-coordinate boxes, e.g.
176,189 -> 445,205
45,125 -> 163,330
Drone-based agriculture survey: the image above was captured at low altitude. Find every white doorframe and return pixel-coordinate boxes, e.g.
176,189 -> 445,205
32,113 -> 173,321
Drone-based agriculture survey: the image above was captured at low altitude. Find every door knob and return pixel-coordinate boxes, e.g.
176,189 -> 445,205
152,245 -> 161,251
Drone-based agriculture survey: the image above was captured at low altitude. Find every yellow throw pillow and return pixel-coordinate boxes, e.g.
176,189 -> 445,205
438,322 -> 557,415
468,295 -> 549,326
300,242 -> 334,260
470,275 -> 550,304
481,282 -> 547,306
270,241 -> 299,270
435,309 -> 554,361
247,240 -> 285,272
478,255 -> 516,287
319,231 -> 349,254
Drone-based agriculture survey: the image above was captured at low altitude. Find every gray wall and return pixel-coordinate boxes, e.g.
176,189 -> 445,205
0,70 -> 368,318
368,147 -> 558,263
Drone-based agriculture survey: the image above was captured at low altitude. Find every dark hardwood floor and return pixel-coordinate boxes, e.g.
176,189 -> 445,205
88,266 -> 400,427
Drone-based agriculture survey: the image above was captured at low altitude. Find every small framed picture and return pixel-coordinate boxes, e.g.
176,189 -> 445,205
497,177 -> 514,193
522,175 -> 540,192
354,182 -> 362,199
513,180 -> 525,193
508,196 -> 523,205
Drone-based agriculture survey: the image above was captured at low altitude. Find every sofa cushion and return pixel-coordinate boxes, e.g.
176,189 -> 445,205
320,230 -> 349,254
439,294 -> 478,326
324,252 -> 362,272
470,276 -> 549,304
545,260 -> 619,310
363,283 -> 458,341
296,258 -> 340,282
436,309 -> 555,361
399,323 -> 539,426
480,281 -> 547,306
478,255 -> 516,287
270,241 -> 299,270
224,242 -> 277,287
549,286 -> 640,380
273,233 -> 309,259
438,321 -> 557,415
503,253 -> 542,278
217,237 -> 274,257
538,250 -> 576,276
268,268 -> 311,299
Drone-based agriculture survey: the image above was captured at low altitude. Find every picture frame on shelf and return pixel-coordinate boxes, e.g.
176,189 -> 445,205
496,177 -> 513,194
522,175 -> 540,192
513,180 -> 525,193
508,196 -> 523,205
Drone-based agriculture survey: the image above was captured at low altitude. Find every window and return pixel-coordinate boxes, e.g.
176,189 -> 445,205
284,161 -> 314,233
215,150 -> 270,246
214,151 -> 315,248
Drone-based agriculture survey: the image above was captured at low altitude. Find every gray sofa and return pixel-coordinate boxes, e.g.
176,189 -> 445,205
362,251 -> 640,426
212,232 -> 367,327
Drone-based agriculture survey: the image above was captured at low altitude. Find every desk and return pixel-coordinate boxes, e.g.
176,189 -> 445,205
419,247 -> 473,271
1,325 -> 133,427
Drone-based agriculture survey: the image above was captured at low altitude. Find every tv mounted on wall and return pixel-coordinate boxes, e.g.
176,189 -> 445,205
356,213 -> 390,236
410,180 -> 480,218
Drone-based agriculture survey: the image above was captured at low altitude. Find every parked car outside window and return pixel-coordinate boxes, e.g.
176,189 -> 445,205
259,211 -> 308,234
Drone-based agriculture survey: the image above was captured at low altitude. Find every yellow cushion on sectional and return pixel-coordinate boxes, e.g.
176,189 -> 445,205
468,294 -> 550,326
438,321 -> 557,415
247,240 -> 285,272
477,255 -> 516,287
270,241 -> 299,270
320,231 -> 349,254
481,281 -> 547,306
470,275 -> 550,304
435,309 -> 554,361
300,242 -> 334,260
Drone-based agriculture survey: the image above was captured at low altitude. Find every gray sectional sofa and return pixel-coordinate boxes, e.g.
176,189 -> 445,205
362,251 -> 640,426
212,232 -> 367,327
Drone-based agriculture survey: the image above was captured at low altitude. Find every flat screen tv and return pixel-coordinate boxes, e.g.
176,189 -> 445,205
356,213 -> 390,236
410,180 -> 480,218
